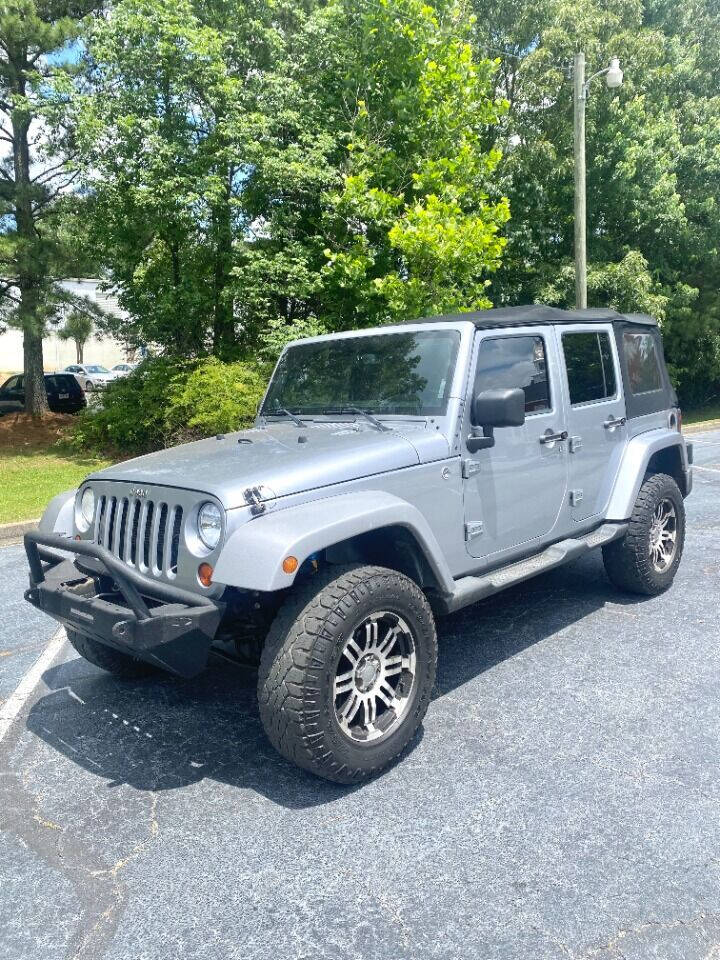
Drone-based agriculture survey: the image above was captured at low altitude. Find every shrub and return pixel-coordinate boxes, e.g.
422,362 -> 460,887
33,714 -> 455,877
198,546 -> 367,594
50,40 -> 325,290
166,358 -> 268,437
70,356 -> 269,455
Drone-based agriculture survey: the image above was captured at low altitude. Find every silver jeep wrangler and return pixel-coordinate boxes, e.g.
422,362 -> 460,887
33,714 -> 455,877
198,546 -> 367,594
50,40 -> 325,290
25,305 -> 693,783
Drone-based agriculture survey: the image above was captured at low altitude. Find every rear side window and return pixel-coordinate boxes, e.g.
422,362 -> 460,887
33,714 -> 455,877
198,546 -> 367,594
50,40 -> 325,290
2,376 -> 20,390
623,332 -> 662,394
562,331 -> 617,405
475,335 -> 550,413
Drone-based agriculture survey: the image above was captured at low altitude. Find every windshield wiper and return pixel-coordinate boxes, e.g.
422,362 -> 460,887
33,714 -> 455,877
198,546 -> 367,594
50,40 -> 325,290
267,407 -> 306,428
341,406 -> 391,433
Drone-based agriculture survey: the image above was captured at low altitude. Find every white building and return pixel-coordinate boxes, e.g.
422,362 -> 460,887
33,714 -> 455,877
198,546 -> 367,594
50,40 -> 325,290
0,278 -> 131,377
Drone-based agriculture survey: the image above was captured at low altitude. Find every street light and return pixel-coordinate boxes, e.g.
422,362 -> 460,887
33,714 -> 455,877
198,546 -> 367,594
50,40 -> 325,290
573,53 -> 624,309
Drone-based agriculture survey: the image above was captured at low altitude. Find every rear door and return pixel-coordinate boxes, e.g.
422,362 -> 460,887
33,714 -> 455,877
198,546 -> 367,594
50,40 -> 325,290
558,325 -> 626,523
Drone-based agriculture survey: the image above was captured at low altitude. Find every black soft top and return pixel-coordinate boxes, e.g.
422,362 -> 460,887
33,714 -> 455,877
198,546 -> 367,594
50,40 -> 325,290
411,305 -> 657,329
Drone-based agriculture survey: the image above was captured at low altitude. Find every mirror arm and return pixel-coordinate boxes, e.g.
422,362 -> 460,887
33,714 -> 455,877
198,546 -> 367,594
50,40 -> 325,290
466,426 -> 495,453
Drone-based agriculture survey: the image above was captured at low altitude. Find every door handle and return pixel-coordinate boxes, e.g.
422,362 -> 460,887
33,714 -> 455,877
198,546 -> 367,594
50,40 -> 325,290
604,416 -> 626,429
539,430 -> 568,444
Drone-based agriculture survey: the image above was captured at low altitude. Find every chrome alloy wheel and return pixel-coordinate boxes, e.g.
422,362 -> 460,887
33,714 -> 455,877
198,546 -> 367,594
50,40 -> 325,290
333,612 -> 417,743
649,498 -> 678,572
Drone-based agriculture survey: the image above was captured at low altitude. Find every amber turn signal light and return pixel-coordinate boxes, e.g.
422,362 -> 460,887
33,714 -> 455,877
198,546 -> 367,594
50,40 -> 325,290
198,563 -> 214,587
282,556 -> 298,574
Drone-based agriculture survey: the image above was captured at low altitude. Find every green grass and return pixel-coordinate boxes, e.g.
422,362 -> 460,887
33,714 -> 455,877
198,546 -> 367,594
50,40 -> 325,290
0,447 -> 111,525
684,402 -> 720,428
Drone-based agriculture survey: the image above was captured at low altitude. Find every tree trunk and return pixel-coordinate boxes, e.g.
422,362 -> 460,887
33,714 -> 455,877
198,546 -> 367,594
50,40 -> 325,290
23,321 -> 48,418
12,81 -> 49,416
211,173 -> 235,360
77,340 -> 83,364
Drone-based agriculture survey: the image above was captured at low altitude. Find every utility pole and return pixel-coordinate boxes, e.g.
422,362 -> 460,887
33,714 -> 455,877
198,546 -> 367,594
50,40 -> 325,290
572,53 -> 624,311
573,51 -> 587,310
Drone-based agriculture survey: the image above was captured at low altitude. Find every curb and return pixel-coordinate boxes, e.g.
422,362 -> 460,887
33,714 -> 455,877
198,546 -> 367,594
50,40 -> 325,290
684,420 -> 720,435
0,519 -> 39,546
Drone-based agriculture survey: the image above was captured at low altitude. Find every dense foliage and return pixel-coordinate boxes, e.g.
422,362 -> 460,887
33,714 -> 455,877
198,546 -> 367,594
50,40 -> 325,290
0,0 -> 101,413
73,0 -> 508,364
470,0 -> 720,404
70,357 -> 267,453
8,0 -> 720,444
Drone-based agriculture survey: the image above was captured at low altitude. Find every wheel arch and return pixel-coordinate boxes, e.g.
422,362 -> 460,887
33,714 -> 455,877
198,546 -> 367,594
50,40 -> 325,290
645,445 -> 687,494
39,488 -> 77,536
606,429 -> 689,520
213,491 -> 455,596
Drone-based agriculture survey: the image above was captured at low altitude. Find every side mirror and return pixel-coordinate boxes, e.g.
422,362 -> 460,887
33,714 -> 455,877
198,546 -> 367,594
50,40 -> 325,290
467,388 -> 525,453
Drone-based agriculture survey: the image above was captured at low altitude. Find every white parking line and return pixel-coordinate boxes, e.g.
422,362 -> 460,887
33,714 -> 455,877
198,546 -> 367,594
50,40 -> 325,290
0,627 -> 66,743
693,464 -> 720,475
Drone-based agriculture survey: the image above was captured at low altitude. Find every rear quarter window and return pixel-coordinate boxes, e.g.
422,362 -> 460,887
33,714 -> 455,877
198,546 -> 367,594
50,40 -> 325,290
623,332 -> 662,394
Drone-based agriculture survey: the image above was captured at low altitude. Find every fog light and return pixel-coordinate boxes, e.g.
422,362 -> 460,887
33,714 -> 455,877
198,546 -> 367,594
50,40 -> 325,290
198,563 -> 214,587
282,556 -> 298,574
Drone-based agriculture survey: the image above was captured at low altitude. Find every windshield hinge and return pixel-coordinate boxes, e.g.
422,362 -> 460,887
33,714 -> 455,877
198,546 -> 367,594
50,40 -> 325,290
465,521 -> 484,541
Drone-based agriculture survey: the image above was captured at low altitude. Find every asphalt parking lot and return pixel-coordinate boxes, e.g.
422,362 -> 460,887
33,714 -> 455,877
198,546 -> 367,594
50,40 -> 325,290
2,429 -> 720,960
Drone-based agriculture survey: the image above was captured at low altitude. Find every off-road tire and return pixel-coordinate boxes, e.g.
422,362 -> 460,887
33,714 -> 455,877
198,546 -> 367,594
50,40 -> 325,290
67,628 -> 156,678
602,472 -> 685,596
257,564 -> 437,784
85,380 -> 93,392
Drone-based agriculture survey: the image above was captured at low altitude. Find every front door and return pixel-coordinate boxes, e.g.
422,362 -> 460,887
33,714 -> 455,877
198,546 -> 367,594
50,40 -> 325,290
557,325 -> 626,522
463,327 -> 569,560
0,376 -> 24,413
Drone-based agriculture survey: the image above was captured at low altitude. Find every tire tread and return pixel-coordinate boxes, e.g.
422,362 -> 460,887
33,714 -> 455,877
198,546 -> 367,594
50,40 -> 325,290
602,472 -> 685,595
257,564 -> 436,784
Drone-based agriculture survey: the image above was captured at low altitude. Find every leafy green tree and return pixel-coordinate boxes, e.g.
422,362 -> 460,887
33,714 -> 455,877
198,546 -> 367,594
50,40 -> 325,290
0,0 -> 98,415
57,305 -> 95,362
241,0 -> 510,341
470,0 -> 720,403
74,0 -> 509,362
75,0 -> 314,360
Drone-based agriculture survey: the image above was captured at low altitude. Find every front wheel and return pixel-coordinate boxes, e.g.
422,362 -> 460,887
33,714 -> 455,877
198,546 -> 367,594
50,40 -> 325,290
258,565 -> 437,784
602,472 -> 685,596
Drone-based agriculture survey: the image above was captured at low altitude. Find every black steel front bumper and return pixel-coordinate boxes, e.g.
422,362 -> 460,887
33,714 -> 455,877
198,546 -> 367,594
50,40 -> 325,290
24,532 -> 224,678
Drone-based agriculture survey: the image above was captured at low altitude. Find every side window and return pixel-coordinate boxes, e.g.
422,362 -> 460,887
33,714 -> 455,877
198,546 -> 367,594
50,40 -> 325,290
2,376 -> 19,391
623,332 -> 662,394
475,335 -> 551,414
562,331 -> 617,405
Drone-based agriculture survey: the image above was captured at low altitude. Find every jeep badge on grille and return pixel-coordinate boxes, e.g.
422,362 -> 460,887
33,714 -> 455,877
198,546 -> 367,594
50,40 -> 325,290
131,487 -> 149,498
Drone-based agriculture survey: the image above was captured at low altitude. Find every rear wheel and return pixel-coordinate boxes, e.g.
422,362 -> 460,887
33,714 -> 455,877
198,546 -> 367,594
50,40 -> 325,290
67,629 -> 156,678
602,472 -> 685,595
257,564 -> 437,784
85,380 -> 93,392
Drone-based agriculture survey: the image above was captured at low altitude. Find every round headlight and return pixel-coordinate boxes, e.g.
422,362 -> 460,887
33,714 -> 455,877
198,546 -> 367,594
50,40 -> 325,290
197,502 -> 222,550
77,487 -> 95,533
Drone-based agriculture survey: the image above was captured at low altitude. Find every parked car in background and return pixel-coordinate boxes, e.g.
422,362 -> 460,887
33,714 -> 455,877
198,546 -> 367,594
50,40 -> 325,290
111,362 -> 137,376
0,373 -> 86,415
63,364 -> 117,391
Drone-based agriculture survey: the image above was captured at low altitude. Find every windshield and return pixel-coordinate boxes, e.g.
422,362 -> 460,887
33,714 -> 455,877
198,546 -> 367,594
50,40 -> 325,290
85,365 -> 109,374
262,330 -> 460,417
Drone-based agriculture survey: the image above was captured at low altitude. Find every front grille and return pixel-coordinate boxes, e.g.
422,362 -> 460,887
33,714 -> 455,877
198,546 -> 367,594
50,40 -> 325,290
95,494 -> 183,579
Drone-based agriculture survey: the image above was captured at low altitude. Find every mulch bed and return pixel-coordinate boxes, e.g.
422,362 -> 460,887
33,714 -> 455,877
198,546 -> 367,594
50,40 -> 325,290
0,412 -> 76,450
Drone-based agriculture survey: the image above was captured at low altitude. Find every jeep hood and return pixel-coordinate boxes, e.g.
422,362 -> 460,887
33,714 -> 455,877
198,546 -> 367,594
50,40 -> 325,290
89,423 -> 434,508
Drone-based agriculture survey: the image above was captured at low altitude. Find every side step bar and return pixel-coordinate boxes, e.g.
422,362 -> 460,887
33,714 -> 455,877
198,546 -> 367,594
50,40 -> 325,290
440,522 -> 628,615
